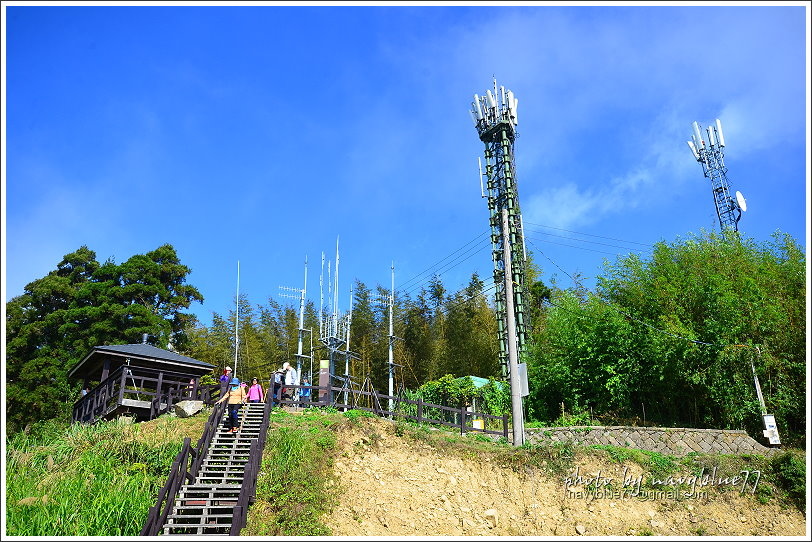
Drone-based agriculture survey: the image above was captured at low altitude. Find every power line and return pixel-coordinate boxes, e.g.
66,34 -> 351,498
523,228 -> 653,254
523,234 -> 630,256
398,230 -> 488,291
399,233 -> 492,297
525,237 -> 721,348
398,280 -> 498,321
523,221 -> 652,247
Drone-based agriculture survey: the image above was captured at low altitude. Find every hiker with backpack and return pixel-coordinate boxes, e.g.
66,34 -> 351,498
215,377 -> 247,433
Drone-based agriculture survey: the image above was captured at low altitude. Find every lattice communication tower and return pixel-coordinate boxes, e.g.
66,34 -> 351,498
318,239 -> 354,400
470,80 -> 528,377
686,118 -> 745,232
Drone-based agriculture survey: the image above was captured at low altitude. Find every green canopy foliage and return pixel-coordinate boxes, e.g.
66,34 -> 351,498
525,230 -> 806,445
5,245 -> 203,432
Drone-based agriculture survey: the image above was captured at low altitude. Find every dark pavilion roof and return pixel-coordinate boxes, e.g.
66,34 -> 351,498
68,343 -> 215,380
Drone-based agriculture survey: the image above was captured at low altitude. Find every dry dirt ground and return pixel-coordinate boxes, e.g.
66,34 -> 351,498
321,417 -> 807,537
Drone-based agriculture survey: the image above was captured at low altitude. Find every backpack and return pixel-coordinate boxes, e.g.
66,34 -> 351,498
273,371 -> 284,384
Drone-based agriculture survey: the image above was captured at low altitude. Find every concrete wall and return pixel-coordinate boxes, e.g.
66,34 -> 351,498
525,426 -> 776,456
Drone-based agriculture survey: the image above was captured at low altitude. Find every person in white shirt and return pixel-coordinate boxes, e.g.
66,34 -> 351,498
282,361 -> 299,400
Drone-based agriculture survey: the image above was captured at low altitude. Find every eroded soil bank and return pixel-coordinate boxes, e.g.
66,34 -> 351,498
322,417 -> 807,537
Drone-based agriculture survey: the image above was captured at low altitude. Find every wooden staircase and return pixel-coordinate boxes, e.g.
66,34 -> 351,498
161,403 -> 266,535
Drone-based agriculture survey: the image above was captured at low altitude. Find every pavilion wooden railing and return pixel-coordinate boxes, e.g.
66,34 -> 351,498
150,383 -> 223,420
73,366 -> 219,424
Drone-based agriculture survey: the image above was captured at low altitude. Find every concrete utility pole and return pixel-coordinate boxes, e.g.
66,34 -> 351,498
502,208 -> 524,446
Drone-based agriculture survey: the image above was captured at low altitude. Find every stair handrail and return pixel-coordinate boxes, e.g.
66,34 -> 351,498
140,436 -> 193,536
141,400 -> 227,535
229,398 -> 273,535
189,399 -> 228,482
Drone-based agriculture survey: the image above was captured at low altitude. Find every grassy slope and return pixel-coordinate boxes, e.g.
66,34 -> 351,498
5,413 -> 207,536
5,408 -> 805,536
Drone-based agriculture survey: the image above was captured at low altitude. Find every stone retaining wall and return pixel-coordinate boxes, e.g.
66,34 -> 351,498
524,426 -> 776,456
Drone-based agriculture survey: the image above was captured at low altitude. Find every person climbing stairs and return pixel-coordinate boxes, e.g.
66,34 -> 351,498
160,402 -> 266,535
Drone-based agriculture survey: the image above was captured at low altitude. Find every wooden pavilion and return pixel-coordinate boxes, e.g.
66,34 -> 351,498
69,343 -> 218,424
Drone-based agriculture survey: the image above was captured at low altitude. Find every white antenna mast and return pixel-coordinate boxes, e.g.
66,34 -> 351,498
298,257 -> 307,383
234,260 -> 240,377
344,284 -> 353,405
327,260 -> 332,336
279,257 -> 308,383
334,236 -> 340,337
319,252 -> 325,337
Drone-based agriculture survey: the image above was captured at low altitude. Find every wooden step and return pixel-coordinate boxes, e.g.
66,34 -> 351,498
178,489 -> 241,499
201,458 -> 248,465
166,514 -> 233,525
176,498 -> 237,509
158,404 -> 268,535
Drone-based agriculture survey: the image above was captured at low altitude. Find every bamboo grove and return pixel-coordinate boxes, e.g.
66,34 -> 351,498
5,230 -> 806,445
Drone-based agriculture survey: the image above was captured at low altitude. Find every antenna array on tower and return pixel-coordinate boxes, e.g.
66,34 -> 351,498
685,118 -> 745,231
470,79 -> 529,378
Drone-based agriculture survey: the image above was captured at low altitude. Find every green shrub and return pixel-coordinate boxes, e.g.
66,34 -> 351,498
769,452 -> 805,510
343,409 -> 376,422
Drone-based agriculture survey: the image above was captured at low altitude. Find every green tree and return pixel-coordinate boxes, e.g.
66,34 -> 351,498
5,245 -> 203,432
401,291 -> 433,388
349,280 -> 376,386
444,273 -> 500,378
525,230 -> 806,445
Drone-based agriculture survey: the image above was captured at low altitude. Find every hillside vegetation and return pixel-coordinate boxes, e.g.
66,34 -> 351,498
10,407 -> 803,536
6,231 -> 805,450
5,414 -> 207,536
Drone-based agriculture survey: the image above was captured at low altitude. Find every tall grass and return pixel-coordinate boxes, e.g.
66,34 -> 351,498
244,409 -> 340,536
5,415 -> 200,536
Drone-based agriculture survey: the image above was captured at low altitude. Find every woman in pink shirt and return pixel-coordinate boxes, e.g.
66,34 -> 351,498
247,377 -> 265,403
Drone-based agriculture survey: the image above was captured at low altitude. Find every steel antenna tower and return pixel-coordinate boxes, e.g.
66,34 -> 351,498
318,237 -> 352,403
279,256 -> 308,385
470,79 -> 529,377
686,118 -> 745,232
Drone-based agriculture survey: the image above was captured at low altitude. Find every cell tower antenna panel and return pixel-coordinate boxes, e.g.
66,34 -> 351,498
478,157 -> 486,197
692,121 -> 704,148
706,125 -> 716,147
715,118 -> 725,147
687,140 -> 700,161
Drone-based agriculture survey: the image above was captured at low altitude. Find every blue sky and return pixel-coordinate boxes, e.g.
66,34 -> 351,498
3,3 -> 809,328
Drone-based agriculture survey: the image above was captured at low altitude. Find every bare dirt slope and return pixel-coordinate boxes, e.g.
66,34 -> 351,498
322,417 -> 806,537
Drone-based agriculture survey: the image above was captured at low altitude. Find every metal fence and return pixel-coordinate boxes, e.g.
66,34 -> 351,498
276,384 -> 509,439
